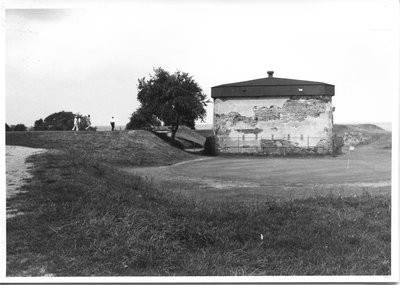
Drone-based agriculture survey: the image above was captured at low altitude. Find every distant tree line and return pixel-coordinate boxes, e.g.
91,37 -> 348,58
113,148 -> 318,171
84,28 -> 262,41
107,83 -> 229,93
126,67 -> 209,140
6,111 -> 93,132
5,123 -> 27,132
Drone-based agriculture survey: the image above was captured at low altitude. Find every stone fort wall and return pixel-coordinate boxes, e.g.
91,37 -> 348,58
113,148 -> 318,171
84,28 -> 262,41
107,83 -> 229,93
213,96 -> 333,155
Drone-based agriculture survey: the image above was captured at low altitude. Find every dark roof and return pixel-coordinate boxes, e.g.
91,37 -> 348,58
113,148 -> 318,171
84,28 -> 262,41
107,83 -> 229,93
211,74 -> 334,99
213,76 -> 332,88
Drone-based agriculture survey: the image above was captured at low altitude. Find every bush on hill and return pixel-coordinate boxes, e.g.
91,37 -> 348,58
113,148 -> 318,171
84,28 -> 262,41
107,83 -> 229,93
34,111 -> 92,131
35,111 -> 75,131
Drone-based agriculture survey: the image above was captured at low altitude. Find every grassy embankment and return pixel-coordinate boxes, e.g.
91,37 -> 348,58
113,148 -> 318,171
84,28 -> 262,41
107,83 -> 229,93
6,129 -> 391,276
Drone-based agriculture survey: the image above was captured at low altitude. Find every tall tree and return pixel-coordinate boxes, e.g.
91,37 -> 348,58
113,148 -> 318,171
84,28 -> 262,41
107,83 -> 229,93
136,68 -> 208,140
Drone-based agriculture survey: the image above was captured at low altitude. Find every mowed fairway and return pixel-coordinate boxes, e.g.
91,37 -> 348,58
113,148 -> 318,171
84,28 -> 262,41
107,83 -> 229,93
126,142 -> 391,202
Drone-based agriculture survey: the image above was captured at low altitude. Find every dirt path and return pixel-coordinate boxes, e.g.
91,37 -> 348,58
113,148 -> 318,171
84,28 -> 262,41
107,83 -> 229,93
6,146 -> 47,218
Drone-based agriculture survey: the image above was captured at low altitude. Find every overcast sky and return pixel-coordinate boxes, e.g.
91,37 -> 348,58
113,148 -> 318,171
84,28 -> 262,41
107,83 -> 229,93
5,0 -> 399,127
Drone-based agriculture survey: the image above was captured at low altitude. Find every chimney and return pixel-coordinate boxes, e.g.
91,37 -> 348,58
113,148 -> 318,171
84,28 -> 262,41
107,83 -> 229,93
267,71 -> 274,78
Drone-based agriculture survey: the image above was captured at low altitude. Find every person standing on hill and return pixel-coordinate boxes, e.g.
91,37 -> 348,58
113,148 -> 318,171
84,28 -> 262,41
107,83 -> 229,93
110,116 -> 115,131
77,116 -> 82,130
72,116 -> 79,131
85,115 -> 92,130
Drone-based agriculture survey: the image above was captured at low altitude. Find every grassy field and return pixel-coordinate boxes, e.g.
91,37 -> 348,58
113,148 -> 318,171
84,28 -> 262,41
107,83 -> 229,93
126,125 -> 391,202
6,129 -> 392,276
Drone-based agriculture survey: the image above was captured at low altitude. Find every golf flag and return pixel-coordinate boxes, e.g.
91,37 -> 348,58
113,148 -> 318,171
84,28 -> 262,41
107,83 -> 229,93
349,145 -> 355,151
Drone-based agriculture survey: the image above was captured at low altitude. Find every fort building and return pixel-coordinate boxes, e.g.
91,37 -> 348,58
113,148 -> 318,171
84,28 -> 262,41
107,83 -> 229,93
211,71 -> 335,155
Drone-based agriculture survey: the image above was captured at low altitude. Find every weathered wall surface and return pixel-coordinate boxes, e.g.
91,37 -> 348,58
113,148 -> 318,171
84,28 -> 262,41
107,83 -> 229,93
213,96 -> 333,155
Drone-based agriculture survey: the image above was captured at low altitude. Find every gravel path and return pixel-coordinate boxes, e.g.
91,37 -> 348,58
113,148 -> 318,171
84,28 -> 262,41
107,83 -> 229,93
6,146 -> 47,218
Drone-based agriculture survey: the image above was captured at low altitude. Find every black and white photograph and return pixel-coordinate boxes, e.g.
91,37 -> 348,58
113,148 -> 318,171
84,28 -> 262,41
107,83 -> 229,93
2,0 -> 399,282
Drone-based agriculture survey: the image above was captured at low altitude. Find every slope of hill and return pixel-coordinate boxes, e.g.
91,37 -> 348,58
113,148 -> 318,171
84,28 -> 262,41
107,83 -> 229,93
6,130 -> 194,166
333,124 -> 391,150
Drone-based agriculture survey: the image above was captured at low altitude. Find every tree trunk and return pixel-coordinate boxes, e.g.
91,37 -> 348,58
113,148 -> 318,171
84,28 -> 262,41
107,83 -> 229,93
171,114 -> 180,140
171,125 -> 179,140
